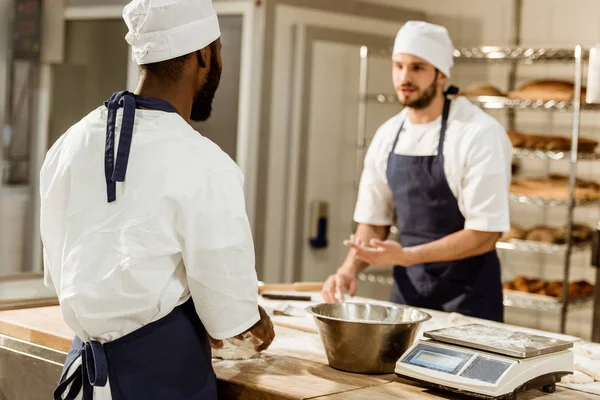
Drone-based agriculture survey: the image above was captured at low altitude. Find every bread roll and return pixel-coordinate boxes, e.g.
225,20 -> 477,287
508,80 -> 586,102
507,130 -> 525,147
501,225 -> 527,241
461,83 -> 505,97
528,279 -> 547,293
525,226 -> 558,244
507,129 -> 598,153
510,177 -> 600,200
554,224 -> 593,244
513,276 -> 531,292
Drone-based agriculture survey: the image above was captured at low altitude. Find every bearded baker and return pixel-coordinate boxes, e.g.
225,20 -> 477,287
322,21 -> 512,322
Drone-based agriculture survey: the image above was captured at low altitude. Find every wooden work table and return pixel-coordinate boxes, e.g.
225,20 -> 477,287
0,304 -> 598,400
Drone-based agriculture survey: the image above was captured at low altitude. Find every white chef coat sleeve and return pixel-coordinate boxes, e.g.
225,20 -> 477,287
461,123 -> 511,233
180,166 -> 260,340
353,122 -> 396,226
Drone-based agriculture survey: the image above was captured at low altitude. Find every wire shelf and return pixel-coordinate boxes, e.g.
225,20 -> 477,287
503,290 -> 594,311
512,148 -> 600,161
509,194 -> 600,207
496,239 -> 591,254
453,47 -> 588,63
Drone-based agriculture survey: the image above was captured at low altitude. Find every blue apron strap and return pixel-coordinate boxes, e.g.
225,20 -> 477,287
53,340 -> 108,400
112,94 -> 137,183
104,91 -> 126,203
437,85 -> 459,156
103,92 -> 178,203
388,120 -> 405,160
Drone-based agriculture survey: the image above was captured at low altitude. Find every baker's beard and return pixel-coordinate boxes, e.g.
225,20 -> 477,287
190,56 -> 222,122
399,75 -> 438,110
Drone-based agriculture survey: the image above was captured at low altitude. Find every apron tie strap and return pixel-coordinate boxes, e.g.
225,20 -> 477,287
53,340 -> 108,400
103,91 -> 178,203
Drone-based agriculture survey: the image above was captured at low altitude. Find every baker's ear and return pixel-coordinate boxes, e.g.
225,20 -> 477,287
197,47 -> 210,69
437,71 -> 448,87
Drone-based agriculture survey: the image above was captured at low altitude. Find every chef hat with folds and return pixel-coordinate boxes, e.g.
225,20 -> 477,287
123,0 -> 221,65
393,21 -> 454,78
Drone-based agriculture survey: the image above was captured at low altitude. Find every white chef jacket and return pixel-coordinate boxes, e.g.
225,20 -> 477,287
41,107 -> 259,364
354,97 -> 512,233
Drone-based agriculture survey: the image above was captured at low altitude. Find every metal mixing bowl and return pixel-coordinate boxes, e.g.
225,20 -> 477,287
306,302 -> 431,374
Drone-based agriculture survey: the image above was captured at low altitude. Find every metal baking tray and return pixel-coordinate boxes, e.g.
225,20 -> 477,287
424,324 -> 574,359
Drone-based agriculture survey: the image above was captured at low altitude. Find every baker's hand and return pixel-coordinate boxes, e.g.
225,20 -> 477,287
322,270 -> 358,303
345,238 -> 413,267
244,306 -> 275,352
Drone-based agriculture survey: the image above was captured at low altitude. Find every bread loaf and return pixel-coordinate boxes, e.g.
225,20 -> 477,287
510,177 -> 600,200
507,130 -> 598,153
504,276 -> 594,299
501,225 -> 527,241
461,83 -> 506,97
508,80 -> 586,102
525,226 -> 558,244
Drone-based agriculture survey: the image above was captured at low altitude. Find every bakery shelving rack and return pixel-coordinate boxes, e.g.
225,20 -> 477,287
354,41 -> 600,338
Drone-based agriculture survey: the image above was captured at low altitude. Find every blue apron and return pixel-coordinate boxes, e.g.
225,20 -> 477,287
387,86 -> 504,322
53,91 -> 217,400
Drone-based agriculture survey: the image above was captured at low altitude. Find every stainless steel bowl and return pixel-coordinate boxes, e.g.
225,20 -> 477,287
306,302 -> 431,374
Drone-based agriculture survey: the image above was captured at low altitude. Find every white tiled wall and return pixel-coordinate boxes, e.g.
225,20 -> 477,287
353,0 -> 600,340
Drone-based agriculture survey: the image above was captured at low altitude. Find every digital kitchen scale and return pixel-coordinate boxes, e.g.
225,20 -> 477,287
395,324 -> 574,400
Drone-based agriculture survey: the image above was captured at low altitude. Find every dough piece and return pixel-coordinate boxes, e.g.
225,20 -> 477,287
461,83 -> 505,97
212,333 -> 262,360
561,370 -> 595,384
575,359 -> 600,381
508,80 -> 586,102
448,312 -> 470,326
573,346 -> 592,358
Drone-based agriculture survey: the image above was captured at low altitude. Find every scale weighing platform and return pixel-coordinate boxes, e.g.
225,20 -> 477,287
395,324 -> 574,400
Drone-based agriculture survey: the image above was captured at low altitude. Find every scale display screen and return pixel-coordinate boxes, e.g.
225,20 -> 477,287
403,343 -> 473,375
411,350 -> 463,372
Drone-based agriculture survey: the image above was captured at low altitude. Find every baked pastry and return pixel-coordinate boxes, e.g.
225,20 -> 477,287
525,226 -> 557,244
579,137 -> 599,153
573,280 -> 595,296
508,80 -> 587,102
461,83 -> 505,97
528,279 -> 547,293
501,225 -> 527,241
510,177 -> 600,200
554,224 -> 593,244
504,277 -> 595,299
507,130 -> 598,153
513,276 -> 530,292
507,130 -> 525,147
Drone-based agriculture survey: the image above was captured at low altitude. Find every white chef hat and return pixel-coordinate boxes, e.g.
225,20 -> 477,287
393,21 -> 454,77
123,0 -> 221,65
